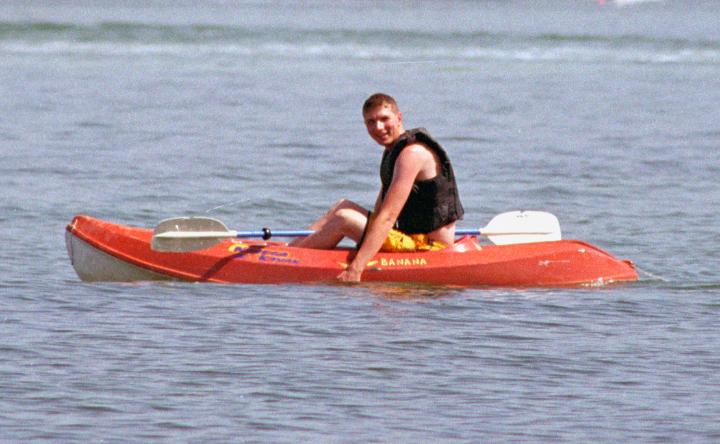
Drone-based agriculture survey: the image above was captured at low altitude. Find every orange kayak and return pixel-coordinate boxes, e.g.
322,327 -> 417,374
65,214 -> 638,287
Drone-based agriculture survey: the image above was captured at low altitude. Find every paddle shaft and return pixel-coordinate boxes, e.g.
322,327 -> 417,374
157,227 -> 553,241
151,211 -> 561,251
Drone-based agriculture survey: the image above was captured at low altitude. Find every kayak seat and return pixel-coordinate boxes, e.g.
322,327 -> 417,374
450,236 -> 482,252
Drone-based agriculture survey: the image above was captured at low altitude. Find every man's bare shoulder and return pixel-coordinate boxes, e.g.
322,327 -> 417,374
397,142 -> 433,159
394,142 -> 438,179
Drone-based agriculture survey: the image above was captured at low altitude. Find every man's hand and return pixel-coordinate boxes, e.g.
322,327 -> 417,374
337,266 -> 363,283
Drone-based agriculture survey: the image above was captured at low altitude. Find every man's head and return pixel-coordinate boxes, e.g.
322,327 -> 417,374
362,93 -> 404,148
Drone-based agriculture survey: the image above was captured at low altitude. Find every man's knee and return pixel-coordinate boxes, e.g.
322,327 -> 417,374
330,199 -> 364,214
332,198 -> 354,210
335,206 -> 366,226
334,207 -> 359,222
334,207 -> 367,239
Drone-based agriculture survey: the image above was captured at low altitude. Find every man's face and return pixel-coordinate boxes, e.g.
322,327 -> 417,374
363,104 -> 403,147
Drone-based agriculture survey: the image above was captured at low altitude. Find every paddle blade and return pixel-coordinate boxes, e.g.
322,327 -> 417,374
482,211 -> 561,245
152,217 -> 233,252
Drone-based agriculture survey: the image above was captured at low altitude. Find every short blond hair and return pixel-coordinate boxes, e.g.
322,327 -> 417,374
362,93 -> 399,114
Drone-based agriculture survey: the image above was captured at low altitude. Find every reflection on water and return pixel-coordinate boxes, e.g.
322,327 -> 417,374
360,281 -> 467,300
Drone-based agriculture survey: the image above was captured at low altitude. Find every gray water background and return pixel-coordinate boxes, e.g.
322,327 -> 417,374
1,1 -> 719,442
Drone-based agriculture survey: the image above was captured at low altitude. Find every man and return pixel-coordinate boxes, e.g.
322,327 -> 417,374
290,93 -> 464,282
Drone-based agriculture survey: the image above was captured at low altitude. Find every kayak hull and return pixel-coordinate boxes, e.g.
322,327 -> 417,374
66,215 -> 638,287
66,230 -> 174,282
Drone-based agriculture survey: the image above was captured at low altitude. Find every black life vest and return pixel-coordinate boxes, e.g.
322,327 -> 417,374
380,128 -> 464,234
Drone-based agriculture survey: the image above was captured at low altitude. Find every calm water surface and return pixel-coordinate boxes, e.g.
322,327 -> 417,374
1,1 -> 719,442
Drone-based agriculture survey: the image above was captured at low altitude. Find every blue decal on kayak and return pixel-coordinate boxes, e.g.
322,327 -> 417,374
228,243 -> 300,265
258,250 -> 300,265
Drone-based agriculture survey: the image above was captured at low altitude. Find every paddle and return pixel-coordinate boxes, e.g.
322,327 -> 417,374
151,210 -> 561,252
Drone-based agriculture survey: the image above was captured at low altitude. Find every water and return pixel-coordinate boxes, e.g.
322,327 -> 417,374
2,0 -> 719,441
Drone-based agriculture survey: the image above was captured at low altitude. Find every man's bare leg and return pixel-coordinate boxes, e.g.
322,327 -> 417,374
290,199 -> 368,249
